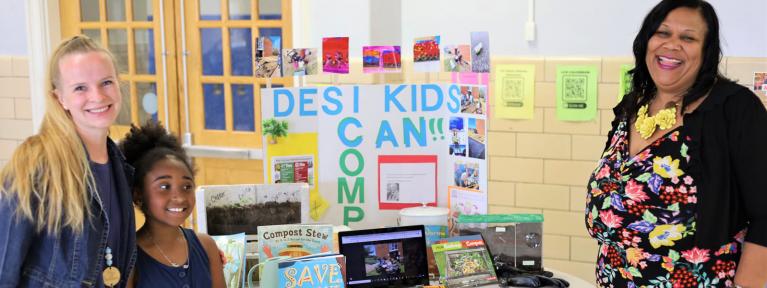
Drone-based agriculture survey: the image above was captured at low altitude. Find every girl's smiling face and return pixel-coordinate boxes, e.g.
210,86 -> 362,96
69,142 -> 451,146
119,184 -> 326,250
140,156 -> 196,227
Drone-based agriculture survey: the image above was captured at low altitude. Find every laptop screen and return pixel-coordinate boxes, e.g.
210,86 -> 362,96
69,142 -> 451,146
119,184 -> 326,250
338,225 -> 430,287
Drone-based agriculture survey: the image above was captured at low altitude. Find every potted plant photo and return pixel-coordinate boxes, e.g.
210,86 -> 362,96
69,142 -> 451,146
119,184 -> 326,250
262,118 -> 289,144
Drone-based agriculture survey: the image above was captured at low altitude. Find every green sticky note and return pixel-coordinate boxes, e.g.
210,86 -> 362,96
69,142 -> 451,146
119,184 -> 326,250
619,64 -> 633,102
556,65 -> 598,121
494,64 -> 536,119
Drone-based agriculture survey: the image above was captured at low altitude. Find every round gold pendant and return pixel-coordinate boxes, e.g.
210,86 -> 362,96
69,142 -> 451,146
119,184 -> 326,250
102,266 -> 121,286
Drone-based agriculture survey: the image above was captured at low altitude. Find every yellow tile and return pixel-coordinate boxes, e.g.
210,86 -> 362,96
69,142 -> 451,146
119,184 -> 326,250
544,159 -> 596,186
0,56 -> 12,76
0,139 -> 19,160
337,58 -> 376,84
489,108 -> 544,133
570,236 -> 599,262
543,209 -> 590,238
601,57 -> 633,83
600,109 -> 615,136
0,77 -> 30,99
14,98 -> 31,119
572,135 -> 607,161
544,58 -> 602,82
535,82 -> 556,108
543,108 -> 600,135
543,258 -> 597,286
543,234 -> 570,260
570,186 -> 588,212
488,205 -> 542,214
724,57 -> 767,90
0,98 -> 14,118
488,181 -> 515,206
437,72 -> 453,82
487,131 -> 516,157
516,133 -> 571,159
0,119 -> 33,140
516,183 -> 570,210
597,83 -> 620,109
11,57 -> 28,77
489,156 -> 543,183
306,73 -> 332,84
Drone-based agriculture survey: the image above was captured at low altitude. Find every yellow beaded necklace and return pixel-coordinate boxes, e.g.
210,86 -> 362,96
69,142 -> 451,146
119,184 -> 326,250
635,102 -> 678,139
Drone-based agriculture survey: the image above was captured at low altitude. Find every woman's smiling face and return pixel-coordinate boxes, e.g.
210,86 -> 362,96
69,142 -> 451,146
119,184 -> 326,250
645,7 -> 707,95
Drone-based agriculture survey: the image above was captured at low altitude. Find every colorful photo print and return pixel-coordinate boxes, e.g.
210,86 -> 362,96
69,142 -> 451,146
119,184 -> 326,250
322,37 -> 349,74
413,36 -> 440,72
255,35 -> 282,78
363,242 -> 405,276
282,48 -> 318,76
445,249 -> 491,278
467,118 -> 486,160
443,45 -> 471,72
454,161 -> 480,190
470,31 -> 490,73
363,46 -> 402,73
459,86 -> 487,115
272,155 -> 314,186
754,72 -> 767,92
448,116 -> 467,157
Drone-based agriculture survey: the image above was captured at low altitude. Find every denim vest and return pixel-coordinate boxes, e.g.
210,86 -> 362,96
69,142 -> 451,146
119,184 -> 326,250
0,139 -> 137,288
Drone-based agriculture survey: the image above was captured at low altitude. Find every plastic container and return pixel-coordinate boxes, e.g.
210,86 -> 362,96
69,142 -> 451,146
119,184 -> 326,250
456,214 -> 544,272
398,204 -> 449,227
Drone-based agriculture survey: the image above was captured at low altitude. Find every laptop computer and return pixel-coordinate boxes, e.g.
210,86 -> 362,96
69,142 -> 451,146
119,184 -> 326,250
338,225 -> 430,287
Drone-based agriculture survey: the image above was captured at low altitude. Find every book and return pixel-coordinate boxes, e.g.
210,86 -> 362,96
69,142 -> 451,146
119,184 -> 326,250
276,253 -> 346,288
431,235 -> 497,288
195,183 -> 310,236
211,233 -> 247,288
424,225 -> 448,278
257,224 -> 334,261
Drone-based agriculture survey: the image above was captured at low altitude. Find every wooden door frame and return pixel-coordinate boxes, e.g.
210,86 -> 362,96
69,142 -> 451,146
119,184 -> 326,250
181,0 -> 292,149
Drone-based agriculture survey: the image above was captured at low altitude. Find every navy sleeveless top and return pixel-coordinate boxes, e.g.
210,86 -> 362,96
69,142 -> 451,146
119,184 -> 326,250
135,228 -> 212,288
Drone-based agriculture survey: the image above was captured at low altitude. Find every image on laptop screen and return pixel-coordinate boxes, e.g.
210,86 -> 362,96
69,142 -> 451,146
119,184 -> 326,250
338,225 -> 429,287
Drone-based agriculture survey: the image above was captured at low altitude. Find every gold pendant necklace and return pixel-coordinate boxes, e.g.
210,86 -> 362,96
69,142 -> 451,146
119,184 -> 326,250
102,246 -> 121,287
635,103 -> 678,139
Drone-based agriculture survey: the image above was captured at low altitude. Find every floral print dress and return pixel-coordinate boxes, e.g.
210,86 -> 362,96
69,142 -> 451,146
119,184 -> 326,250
586,120 -> 743,288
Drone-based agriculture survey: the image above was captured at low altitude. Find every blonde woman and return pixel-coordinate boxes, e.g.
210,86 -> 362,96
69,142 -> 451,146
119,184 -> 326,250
0,35 -> 136,288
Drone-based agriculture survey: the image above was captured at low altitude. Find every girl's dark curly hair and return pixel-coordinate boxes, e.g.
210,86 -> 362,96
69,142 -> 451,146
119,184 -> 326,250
119,121 -> 194,204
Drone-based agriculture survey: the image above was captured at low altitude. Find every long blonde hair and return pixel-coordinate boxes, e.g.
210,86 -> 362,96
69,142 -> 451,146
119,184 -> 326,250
0,35 -> 120,234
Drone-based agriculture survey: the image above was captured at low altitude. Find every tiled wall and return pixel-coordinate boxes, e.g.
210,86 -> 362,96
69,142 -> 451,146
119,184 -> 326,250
0,54 -> 765,283
0,55 -> 32,169
307,56 -> 767,284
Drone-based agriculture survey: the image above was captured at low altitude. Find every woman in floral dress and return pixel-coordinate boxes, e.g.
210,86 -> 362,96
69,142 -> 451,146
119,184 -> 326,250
586,0 -> 767,287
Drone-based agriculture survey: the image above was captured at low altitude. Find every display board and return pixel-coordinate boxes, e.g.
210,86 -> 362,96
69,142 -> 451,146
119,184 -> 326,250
262,84 -> 488,228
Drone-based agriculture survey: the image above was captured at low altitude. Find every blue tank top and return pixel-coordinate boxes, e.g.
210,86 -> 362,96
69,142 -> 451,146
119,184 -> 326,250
135,228 -> 212,288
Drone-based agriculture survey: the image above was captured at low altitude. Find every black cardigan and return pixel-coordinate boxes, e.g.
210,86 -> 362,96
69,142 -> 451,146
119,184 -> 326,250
608,79 -> 767,250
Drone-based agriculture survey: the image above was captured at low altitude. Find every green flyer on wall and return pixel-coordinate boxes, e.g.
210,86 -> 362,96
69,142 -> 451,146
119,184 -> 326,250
555,65 -> 598,121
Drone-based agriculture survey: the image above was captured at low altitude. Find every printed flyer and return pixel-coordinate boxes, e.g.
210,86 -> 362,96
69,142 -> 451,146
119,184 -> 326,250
556,65 -> 598,121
